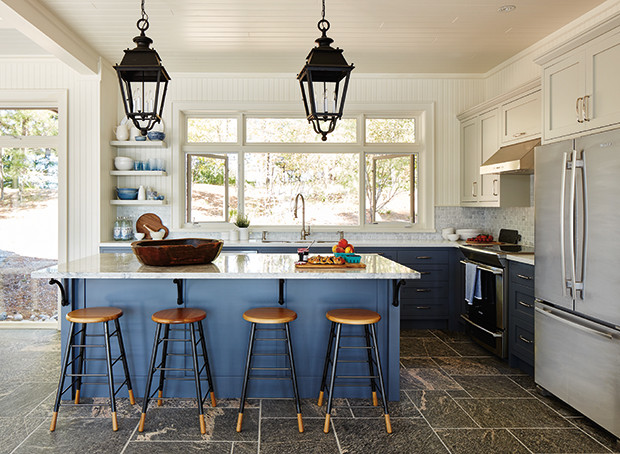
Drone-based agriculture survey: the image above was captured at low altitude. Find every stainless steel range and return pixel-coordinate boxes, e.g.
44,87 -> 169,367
458,230 -> 534,358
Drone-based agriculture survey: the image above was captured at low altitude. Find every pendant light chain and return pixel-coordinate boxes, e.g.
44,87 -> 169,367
138,0 -> 149,33
321,0 -> 325,21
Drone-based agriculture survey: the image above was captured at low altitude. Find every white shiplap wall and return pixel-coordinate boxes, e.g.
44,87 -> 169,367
165,74 -> 485,207
0,57 -> 101,261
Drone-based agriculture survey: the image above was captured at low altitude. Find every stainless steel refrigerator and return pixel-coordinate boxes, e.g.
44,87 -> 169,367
535,128 -> 620,438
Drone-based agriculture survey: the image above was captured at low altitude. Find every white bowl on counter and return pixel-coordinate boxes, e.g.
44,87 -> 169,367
447,233 -> 460,241
455,229 -> 483,239
441,227 -> 455,240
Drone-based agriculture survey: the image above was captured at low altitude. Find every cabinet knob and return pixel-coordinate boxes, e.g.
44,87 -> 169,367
416,256 -> 431,260
518,300 -> 533,308
583,95 -> 591,122
416,288 -> 432,293
512,132 -> 527,137
416,306 -> 432,310
519,334 -> 533,344
472,182 -> 477,197
517,274 -> 533,281
576,97 -> 584,123
492,179 -> 498,196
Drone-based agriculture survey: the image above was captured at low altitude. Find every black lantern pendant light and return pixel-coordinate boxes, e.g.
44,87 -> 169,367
297,0 -> 354,141
114,0 -> 170,136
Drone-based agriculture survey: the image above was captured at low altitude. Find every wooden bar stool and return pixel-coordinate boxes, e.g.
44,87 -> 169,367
50,307 -> 135,432
237,307 -> 303,433
139,308 -> 216,435
318,308 -> 392,434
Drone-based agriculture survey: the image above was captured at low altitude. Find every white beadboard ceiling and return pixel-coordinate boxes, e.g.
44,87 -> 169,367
1,0 -> 610,73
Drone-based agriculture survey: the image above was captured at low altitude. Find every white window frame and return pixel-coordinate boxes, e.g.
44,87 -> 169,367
171,101 -> 434,233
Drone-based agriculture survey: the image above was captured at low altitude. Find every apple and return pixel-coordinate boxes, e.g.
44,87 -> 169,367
332,245 -> 338,253
345,245 -> 355,253
335,247 -> 345,253
337,238 -> 348,249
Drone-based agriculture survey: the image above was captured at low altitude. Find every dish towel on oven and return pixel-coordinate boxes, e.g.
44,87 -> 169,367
465,263 -> 482,305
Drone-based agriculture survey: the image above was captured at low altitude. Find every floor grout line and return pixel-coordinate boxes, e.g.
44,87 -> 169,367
505,428 -> 536,454
9,418 -> 46,454
119,419 -> 140,454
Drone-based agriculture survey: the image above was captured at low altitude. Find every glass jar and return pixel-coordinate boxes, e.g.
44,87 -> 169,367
121,216 -> 133,240
113,217 -> 123,241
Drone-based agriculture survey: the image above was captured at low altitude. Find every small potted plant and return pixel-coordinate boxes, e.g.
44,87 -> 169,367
235,214 -> 251,241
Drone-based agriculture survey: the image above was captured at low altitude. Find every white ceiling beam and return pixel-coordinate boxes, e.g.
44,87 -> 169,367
0,0 -> 99,74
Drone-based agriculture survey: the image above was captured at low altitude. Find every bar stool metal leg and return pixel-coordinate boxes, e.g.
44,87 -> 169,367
197,321 -> 217,407
364,325 -> 378,406
369,323 -> 392,434
50,322 -> 75,431
73,324 -> 87,404
284,323 -> 304,433
189,322 -> 206,434
114,318 -> 136,405
323,322 -> 343,434
237,322 -> 256,432
102,321 -> 118,431
139,323 -> 162,432
318,322 -> 336,407
156,324 -> 170,407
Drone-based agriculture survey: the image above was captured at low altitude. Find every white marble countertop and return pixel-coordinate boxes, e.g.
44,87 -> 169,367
32,253 -> 420,280
506,254 -> 535,266
100,239 -> 459,249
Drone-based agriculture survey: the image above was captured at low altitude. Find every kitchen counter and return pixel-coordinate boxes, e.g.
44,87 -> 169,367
99,239 -> 458,250
34,253 -> 415,401
506,254 -> 535,266
33,252 -> 420,280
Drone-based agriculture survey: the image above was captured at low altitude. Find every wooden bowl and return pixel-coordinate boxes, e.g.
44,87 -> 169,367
131,238 -> 223,266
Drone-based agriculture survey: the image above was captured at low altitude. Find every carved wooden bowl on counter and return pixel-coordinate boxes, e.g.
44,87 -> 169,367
131,238 -> 224,266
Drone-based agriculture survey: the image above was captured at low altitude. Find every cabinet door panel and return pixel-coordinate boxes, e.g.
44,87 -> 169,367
479,110 -> 499,202
461,118 -> 479,203
502,91 -> 541,144
585,30 -> 620,131
544,53 -> 585,140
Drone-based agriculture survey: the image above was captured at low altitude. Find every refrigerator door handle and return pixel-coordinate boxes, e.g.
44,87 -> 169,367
577,151 -> 588,299
560,151 -> 569,297
568,149 -> 578,298
535,306 -> 613,340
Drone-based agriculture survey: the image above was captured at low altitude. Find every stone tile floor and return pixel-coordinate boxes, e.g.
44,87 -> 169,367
1,328 -> 619,453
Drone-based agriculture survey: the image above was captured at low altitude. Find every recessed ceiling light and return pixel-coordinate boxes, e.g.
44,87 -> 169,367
498,5 -> 516,13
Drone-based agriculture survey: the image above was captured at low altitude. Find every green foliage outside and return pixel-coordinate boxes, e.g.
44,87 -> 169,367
0,109 -> 59,200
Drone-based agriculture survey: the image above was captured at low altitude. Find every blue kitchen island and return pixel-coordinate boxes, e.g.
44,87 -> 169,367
33,253 -> 419,401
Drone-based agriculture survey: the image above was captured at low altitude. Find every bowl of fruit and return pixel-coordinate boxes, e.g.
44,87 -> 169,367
467,234 -> 495,244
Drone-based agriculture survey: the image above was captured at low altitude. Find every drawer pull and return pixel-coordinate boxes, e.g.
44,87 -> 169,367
419,271 -> 431,275
518,300 -> 533,309
416,288 -> 432,293
517,274 -> 532,281
416,256 -> 431,260
518,335 -> 533,344
512,131 -> 527,137
416,306 -> 432,310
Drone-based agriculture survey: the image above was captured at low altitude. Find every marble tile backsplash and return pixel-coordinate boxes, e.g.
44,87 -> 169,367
116,205 -> 534,246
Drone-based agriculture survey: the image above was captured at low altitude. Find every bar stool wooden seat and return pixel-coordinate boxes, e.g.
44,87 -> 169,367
318,308 -> 392,434
237,307 -> 303,433
51,307 -> 135,432
139,308 -> 216,435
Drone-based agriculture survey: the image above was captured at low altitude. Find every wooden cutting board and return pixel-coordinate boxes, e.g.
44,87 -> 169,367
136,213 -> 169,239
295,262 -> 366,269
465,240 -> 503,245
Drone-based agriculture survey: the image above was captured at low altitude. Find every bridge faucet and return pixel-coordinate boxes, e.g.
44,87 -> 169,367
293,193 -> 311,240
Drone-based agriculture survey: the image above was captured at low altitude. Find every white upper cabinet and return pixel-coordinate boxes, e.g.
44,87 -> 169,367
501,90 -> 541,145
479,109 -> 500,202
461,117 -> 479,204
537,15 -> 620,142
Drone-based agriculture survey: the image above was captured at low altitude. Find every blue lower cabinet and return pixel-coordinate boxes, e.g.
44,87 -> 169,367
508,262 -> 535,375
62,278 -> 400,401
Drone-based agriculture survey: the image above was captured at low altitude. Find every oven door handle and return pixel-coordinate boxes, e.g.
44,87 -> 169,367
460,314 -> 503,338
459,260 -> 503,275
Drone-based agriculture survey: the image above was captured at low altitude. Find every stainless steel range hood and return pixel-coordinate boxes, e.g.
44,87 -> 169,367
480,138 -> 540,175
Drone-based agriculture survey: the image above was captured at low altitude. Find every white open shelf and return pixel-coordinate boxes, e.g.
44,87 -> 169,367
110,170 -> 167,176
111,140 -> 167,148
110,200 -> 167,206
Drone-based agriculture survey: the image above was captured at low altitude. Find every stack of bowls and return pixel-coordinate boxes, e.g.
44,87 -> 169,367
455,229 -> 483,241
114,156 -> 134,171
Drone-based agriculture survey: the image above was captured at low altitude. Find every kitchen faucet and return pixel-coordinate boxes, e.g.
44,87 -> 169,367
293,193 -> 311,240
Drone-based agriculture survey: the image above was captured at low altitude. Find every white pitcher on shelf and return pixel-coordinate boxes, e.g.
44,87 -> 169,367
113,122 -> 129,141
